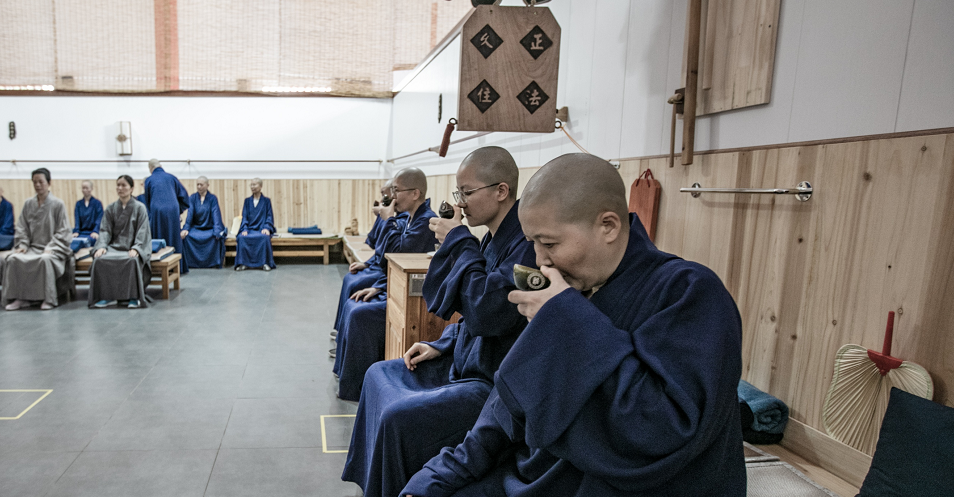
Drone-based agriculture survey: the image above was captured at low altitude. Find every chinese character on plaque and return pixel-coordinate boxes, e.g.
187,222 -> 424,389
468,80 -> 500,113
470,25 -> 503,59
517,81 -> 549,114
519,25 -> 552,60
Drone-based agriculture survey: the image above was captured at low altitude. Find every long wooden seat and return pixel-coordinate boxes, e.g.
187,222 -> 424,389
224,233 -> 342,265
75,253 -> 182,299
343,235 -> 373,264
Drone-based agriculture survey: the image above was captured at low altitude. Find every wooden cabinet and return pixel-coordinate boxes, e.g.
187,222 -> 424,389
384,253 -> 459,360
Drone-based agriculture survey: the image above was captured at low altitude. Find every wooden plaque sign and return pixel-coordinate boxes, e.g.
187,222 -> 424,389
458,5 -> 561,133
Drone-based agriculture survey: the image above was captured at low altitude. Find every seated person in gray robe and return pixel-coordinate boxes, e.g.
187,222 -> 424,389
3,168 -> 73,311
89,175 -> 152,309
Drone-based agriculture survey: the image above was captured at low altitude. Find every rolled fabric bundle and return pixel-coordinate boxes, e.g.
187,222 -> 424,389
151,239 -> 167,253
288,225 -> 323,235
70,236 -> 91,252
738,380 -> 789,435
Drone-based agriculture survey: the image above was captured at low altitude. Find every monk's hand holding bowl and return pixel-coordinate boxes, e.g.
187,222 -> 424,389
351,287 -> 381,302
403,342 -> 441,371
428,206 -> 462,243
93,248 -> 107,258
508,266 -> 570,322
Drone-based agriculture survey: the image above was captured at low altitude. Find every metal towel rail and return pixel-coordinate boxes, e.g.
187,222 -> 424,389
680,181 -> 813,202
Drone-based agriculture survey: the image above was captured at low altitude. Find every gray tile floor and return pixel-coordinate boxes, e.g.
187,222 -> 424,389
0,264 -> 362,497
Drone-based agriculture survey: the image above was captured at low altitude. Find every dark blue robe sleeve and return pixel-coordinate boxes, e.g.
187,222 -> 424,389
239,199 -> 250,233
423,225 -> 531,337
143,177 -> 152,210
264,198 -> 275,233
0,199 -> 15,236
91,199 -> 103,234
368,210 -> 437,291
211,196 -> 226,237
494,272 -> 743,492
176,179 -> 190,214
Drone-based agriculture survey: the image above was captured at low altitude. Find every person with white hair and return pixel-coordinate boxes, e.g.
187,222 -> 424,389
144,159 -> 190,272
234,178 -> 276,271
180,175 -> 227,268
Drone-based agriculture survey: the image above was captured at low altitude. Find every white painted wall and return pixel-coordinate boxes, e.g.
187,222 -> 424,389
388,0 -> 954,176
0,96 -> 392,180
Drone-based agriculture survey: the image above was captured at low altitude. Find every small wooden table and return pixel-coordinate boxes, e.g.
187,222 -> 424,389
384,253 -> 460,360
225,234 -> 342,265
76,253 -> 182,299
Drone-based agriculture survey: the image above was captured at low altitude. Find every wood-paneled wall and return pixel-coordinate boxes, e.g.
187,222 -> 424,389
616,132 -> 954,458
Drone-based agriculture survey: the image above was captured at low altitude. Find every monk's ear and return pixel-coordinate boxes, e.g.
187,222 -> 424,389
597,211 -> 622,243
495,183 -> 510,202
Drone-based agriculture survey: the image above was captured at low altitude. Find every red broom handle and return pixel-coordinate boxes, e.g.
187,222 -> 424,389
882,311 -> 895,356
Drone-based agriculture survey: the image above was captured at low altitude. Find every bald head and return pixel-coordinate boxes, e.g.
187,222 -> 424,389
522,153 -> 628,227
394,168 -> 427,196
148,159 -> 161,172
460,146 -> 518,200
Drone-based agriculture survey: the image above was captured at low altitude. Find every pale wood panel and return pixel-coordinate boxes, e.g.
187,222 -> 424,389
689,0 -> 781,116
619,132 -> 954,463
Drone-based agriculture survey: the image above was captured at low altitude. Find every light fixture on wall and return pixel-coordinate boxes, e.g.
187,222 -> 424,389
116,122 -> 133,156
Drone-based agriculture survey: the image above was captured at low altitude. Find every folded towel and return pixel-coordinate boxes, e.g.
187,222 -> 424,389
151,239 -> 167,252
150,246 -> 175,261
738,380 -> 789,435
288,225 -> 323,235
740,400 -> 784,444
71,237 -> 91,252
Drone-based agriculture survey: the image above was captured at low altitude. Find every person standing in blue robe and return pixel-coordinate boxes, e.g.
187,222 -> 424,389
403,154 -> 746,497
234,178 -> 276,271
71,180 -> 104,240
333,167 -> 437,401
343,147 -> 536,497
180,176 -> 227,269
0,187 -> 14,251
144,159 -> 190,272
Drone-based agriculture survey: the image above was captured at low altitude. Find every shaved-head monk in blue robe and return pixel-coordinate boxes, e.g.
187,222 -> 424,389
144,159 -> 190,273
180,176 -> 227,268
0,187 -> 14,250
333,167 -> 438,401
72,180 -> 104,240
343,147 -> 536,497
402,154 -> 746,497
234,178 -> 276,271
332,180 -> 406,346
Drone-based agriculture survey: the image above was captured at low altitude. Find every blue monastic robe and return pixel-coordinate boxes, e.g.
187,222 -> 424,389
182,192 -> 227,268
0,196 -> 14,250
333,200 -> 438,401
73,197 -> 104,237
144,167 -> 190,272
403,214 -> 746,497
343,202 -> 536,497
235,195 -> 276,269
365,215 -> 384,248
333,212 -> 409,334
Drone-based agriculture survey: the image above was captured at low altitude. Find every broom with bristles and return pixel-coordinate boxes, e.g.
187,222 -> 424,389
822,311 -> 933,454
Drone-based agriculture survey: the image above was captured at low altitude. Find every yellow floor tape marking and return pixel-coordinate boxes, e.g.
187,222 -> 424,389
0,389 -> 53,420
320,414 -> 357,453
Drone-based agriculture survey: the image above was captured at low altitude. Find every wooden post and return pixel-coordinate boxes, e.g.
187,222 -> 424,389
682,0 -> 702,165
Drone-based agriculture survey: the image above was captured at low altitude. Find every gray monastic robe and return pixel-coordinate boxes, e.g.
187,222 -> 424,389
88,198 -> 152,307
1,193 -> 72,305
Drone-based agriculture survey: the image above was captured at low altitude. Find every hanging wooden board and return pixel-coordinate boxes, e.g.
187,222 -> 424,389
458,5 -> 560,133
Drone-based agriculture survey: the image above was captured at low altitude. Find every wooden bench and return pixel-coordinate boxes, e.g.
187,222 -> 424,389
343,235 -> 374,265
225,233 -> 342,265
76,253 -> 182,299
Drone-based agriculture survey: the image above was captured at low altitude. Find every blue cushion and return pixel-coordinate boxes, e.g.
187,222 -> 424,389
857,387 -> 954,497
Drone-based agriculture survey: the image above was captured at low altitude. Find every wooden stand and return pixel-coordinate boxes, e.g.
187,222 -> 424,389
225,234 -> 342,265
384,253 -> 460,360
76,253 -> 182,300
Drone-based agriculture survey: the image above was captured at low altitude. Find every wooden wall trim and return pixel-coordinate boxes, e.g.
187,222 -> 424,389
611,126 -> 954,162
780,418 -> 872,489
